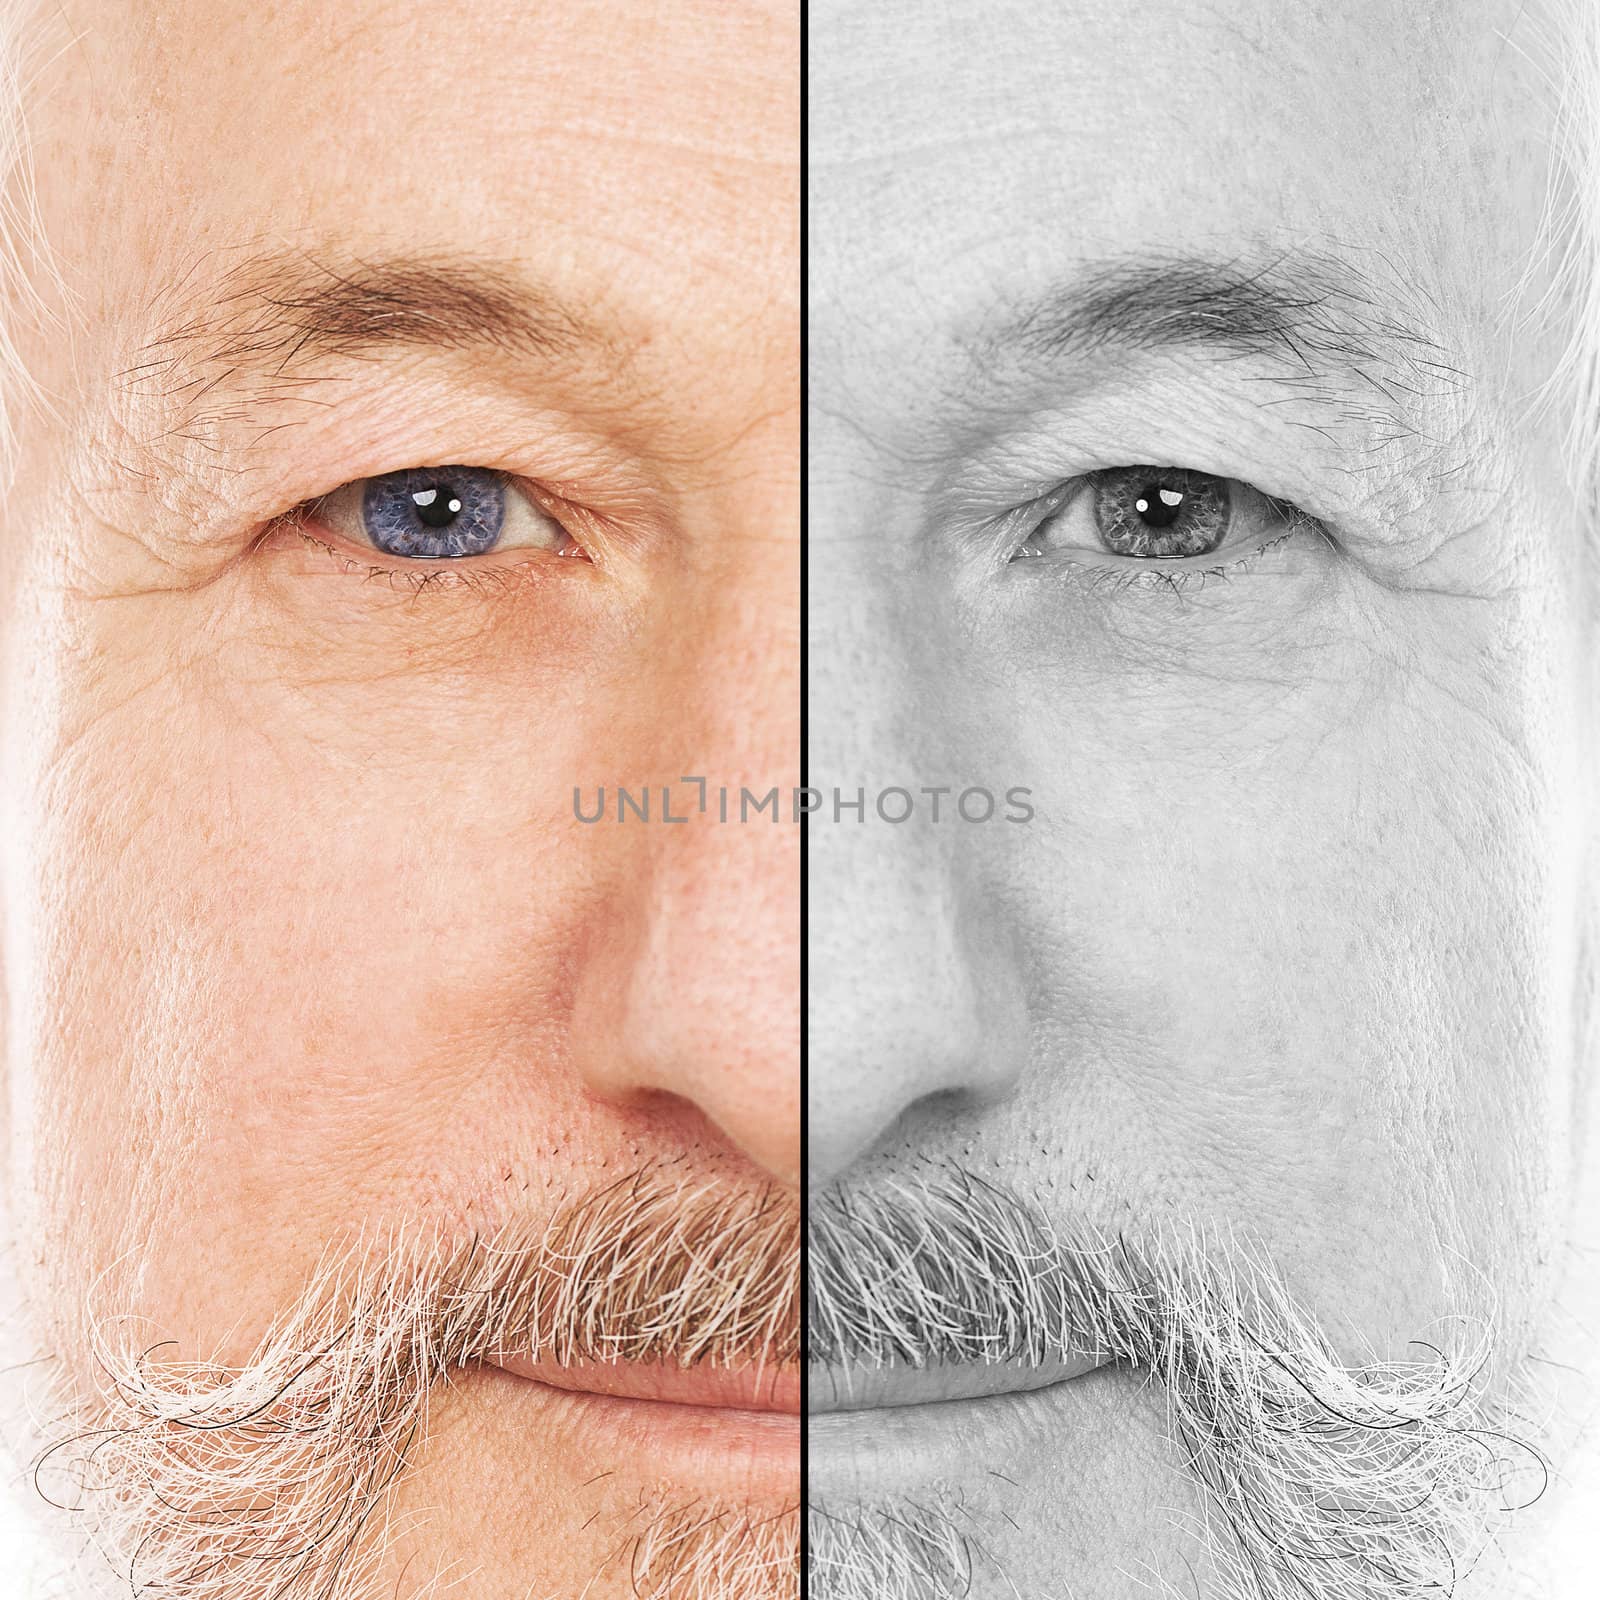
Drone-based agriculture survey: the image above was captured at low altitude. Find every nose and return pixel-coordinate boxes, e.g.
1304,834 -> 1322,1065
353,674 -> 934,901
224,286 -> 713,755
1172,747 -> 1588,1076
581,813 -> 800,1186
807,808 -> 1028,1185
805,537 -> 1029,1187
569,504 -> 801,1188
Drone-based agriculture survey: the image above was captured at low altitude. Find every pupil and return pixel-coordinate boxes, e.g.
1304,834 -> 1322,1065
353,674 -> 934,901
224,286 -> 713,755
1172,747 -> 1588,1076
411,484 -> 462,529
1134,481 -> 1184,529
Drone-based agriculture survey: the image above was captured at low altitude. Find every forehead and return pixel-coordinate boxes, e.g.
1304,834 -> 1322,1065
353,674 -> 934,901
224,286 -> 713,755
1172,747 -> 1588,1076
39,0 -> 798,349
809,0 -> 1548,371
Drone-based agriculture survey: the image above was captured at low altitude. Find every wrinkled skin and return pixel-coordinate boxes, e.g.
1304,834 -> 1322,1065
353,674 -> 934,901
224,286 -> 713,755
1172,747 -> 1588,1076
0,2 -> 800,1595
807,0 -> 1600,1594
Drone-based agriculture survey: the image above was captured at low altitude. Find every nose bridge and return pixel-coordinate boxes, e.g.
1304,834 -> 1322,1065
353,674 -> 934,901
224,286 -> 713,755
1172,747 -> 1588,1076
673,512 -> 800,843
806,522 -> 1029,1186
806,444 -> 948,788
637,540 -> 797,1019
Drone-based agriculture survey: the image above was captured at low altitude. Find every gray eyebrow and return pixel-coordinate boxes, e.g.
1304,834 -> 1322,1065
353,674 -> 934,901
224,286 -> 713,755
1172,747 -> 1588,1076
979,250 -> 1471,448
118,248 -> 621,450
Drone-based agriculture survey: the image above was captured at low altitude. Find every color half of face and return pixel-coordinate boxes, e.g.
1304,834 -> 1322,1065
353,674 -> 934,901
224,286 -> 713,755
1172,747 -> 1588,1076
0,3 -> 800,1596
807,0 -> 1593,1594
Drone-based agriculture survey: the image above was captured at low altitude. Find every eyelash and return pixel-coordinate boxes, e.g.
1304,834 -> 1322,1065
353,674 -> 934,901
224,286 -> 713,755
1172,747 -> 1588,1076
1062,528 -> 1309,596
283,526 -> 565,597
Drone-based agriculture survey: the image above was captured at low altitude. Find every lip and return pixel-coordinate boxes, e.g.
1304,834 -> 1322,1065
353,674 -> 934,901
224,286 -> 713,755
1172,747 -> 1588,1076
806,1359 -> 1120,1493
494,1354 -> 801,1414
808,1353 -> 1105,1413
483,1356 -> 801,1494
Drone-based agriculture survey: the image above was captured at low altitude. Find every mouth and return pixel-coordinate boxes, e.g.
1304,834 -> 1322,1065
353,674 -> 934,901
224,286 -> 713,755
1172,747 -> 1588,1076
483,1353 -> 802,1490
808,1352 -> 1108,1414
492,1353 -> 801,1415
805,1354 -> 1118,1489
476,1356 -> 800,1491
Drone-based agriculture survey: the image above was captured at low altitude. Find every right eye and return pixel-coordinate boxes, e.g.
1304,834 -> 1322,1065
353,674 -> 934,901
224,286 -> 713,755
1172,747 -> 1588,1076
311,466 -> 579,561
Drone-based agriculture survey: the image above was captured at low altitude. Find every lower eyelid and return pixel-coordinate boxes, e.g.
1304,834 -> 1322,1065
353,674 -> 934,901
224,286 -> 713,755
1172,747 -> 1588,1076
268,523 -> 573,598
1011,529 -> 1315,600
1090,518 -> 1312,572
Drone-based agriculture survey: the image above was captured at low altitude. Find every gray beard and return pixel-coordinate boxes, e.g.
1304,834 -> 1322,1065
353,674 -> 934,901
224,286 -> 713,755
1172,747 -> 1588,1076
10,1163 -> 801,1600
806,1161 -> 1545,1600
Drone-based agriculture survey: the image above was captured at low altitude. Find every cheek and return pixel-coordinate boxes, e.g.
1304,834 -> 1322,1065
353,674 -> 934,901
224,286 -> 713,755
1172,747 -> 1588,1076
4,606 -> 610,1367
994,612 -> 1570,1358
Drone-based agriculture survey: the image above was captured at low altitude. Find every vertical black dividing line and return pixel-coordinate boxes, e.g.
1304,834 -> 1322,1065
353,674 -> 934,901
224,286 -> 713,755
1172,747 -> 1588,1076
798,0 -> 813,1585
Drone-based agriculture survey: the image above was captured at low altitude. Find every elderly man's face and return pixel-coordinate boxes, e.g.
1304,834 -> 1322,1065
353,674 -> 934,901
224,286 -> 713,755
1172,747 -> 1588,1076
0,2 -> 799,1596
808,0 -> 1591,1595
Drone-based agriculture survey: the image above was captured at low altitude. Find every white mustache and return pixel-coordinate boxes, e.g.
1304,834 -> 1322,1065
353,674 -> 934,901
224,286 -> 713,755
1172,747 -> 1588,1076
807,1160 -> 1542,1600
40,1161 -> 799,1600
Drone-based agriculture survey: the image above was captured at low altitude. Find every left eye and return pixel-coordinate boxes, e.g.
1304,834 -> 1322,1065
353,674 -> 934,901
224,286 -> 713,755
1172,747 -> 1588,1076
1017,466 -> 1302,562
312,466 -> 575,560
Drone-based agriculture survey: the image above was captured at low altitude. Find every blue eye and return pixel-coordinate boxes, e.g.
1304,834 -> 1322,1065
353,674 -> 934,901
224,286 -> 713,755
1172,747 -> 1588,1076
308,465 -> 575,563
362,466 -> 506,559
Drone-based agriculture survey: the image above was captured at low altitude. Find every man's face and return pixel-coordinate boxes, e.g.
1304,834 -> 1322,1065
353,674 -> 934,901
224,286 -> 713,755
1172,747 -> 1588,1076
808,0 -> 1590,1594
0,2 -> 800,1595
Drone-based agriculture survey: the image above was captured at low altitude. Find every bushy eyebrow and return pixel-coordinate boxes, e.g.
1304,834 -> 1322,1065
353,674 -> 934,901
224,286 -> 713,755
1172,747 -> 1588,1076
976,249 -> 1472,449
117,247 -> 624,452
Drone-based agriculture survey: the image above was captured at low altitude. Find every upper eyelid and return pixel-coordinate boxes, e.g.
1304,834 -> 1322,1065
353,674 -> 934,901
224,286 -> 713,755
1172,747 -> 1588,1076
956,427 -> 1335,514
245,418 -> 649,532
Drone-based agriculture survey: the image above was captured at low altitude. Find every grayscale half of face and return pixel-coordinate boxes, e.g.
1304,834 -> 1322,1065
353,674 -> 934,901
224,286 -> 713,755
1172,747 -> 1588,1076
806,0 -> 1600,1596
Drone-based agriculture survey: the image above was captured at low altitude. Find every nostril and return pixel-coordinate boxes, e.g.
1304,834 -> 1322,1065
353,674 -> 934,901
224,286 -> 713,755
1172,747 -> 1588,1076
579,1083 -> 794,1180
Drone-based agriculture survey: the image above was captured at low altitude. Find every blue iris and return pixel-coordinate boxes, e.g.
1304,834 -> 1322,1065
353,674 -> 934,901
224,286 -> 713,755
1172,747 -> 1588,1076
361,466 -> 505,558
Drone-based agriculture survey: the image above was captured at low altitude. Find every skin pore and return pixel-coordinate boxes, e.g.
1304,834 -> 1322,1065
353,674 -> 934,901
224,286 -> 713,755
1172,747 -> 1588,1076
807,0 -> 1599,1596
0,2 -> 799,1597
